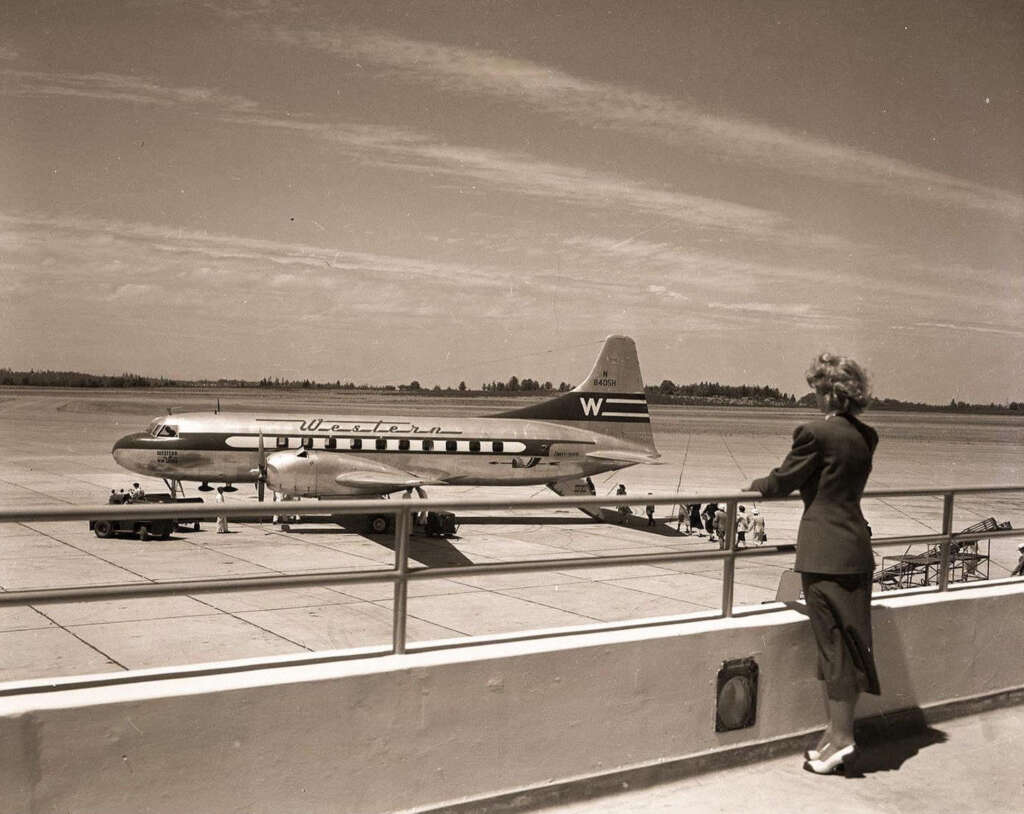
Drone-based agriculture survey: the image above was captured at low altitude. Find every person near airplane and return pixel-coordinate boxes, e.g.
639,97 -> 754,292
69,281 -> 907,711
750,508 -> 766,544
1012,543 -> 1024,577
736,505 -> 750,548
215,487 -> 229,534
713,504 -> 728,549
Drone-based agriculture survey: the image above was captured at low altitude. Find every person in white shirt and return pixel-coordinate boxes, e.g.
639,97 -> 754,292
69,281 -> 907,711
215,487 -> 229,533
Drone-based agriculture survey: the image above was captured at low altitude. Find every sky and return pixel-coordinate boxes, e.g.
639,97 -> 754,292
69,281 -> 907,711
1,1 -> 1022,403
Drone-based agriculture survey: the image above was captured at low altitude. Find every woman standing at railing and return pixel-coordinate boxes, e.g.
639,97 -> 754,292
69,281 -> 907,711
745,353 -> 879,775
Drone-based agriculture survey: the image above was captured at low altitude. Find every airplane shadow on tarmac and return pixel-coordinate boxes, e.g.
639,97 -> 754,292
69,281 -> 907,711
367,534 -> 475,568
460,514 -> 688,538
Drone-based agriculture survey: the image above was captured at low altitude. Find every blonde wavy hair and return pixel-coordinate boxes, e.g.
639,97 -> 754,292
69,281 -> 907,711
806,353 -> 871,415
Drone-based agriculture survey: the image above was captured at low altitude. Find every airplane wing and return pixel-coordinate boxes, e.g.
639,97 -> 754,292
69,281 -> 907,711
585,450 -> 664,465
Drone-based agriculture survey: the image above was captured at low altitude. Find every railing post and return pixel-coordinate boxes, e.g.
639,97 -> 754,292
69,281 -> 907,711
721,500 -> 737,617
392,508 -> 412,654
938,492 -> 954,592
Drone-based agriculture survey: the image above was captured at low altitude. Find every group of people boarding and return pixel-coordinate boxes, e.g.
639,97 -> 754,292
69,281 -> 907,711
679,501 -> 765,547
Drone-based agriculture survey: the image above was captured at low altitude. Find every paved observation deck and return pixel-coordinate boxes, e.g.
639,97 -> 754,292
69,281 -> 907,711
542,703 -> 1024,814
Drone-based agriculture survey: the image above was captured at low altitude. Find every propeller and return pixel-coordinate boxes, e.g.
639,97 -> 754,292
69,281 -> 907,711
252,431 -> 268,502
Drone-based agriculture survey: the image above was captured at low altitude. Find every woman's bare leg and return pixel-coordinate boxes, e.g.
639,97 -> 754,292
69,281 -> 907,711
818,692 -> 858,758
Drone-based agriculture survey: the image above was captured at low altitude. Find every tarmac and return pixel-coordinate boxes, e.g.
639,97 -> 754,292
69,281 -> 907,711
0,390 -> 1022,684
1,390 -> 1023,813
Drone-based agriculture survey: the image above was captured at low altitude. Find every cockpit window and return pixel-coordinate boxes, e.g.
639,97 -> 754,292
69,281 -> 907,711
147,420 -> 161,436
156,425 -> 178,438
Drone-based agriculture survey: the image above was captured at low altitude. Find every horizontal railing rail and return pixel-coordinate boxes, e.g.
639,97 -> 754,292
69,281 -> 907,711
0,485 -> 1021,684
2,483 -> 1022,524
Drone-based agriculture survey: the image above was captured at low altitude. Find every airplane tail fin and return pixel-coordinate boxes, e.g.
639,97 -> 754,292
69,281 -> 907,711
493,336 -> 658,455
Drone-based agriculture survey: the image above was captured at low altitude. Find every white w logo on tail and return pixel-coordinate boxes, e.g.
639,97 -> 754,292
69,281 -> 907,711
579,397 -> 604,416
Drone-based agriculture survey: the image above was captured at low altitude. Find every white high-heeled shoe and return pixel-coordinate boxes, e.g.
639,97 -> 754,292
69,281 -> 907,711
804,743 -> 854,774
805,744 -> 826,761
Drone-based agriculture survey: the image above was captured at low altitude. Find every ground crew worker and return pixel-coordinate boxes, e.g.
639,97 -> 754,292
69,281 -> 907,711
645,495 -> 655,526
1013,543 -> 1024,577
616,484 -> 632,520
216,487 -> 229,533
108,489 -> 121,504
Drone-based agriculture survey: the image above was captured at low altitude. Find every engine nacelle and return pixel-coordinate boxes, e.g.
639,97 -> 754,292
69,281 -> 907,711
265,449 -> 421,498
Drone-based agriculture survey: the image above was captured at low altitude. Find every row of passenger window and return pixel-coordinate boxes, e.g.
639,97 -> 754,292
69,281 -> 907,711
281,437 -> 509,453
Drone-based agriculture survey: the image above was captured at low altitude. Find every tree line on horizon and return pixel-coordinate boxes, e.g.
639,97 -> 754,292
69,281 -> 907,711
1,367 -> 1021,414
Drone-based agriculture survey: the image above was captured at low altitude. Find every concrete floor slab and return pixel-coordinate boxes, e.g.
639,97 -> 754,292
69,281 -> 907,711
500,581 -> 706,622
195,585 -> 364,613
453,536 -> 600,561
69,614 -> 305,670
39,596 -> 216,627
63,547 -> 273,581
0,534 -> 82,559
551,563 -> 681,581
0,627 -> 120,682
237,601 -> 462,650
0,554 -> 146,590
196,538 -> 387,572
0,523 -> 47,540
331,578 -> 482,602
0,606 -> 54,632
446,568 -> 586,591
392,591 -> 602,636
611,572 -> 775,608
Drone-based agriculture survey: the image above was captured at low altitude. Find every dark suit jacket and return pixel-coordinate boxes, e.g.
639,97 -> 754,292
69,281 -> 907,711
748,414 -> 878,574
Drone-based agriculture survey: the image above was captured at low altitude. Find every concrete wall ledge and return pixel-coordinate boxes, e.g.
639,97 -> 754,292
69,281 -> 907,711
2,581 -> 1022,814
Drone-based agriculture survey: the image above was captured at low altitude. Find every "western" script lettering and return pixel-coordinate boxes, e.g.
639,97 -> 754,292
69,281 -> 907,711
292,417 -> 461,435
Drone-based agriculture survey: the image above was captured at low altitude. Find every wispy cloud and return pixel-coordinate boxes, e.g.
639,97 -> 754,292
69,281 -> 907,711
0,212 -> 508,307
708,301 -> 831,321
2,69 -> 261,112
902,321 -> 1024,339
234,114 -> 806,240
3,67 -> 841,246
273,27 -> 1024,220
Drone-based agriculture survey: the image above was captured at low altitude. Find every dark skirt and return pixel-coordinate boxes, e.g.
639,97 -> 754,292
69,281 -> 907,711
801,572 -> 881,699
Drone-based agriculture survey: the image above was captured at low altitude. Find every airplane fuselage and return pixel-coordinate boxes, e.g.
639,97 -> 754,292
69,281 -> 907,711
113,410 -> 640,497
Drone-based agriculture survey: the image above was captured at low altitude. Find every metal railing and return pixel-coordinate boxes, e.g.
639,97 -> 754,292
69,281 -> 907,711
0,485 -> 1021,664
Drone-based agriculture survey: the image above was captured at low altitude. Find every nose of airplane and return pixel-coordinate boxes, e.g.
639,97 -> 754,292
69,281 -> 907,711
112,432 -> 148,468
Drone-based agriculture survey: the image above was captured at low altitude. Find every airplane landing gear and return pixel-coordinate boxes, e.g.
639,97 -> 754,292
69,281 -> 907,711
223,484 -> 237,493
162,478 -> 184,498
198,482 -> 213,492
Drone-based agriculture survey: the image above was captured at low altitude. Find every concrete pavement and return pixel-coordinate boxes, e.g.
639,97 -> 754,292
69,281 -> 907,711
541,703 -> 1024,814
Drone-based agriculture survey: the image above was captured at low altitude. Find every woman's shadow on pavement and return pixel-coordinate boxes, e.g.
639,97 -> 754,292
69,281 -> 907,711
843,713 -> 949,778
